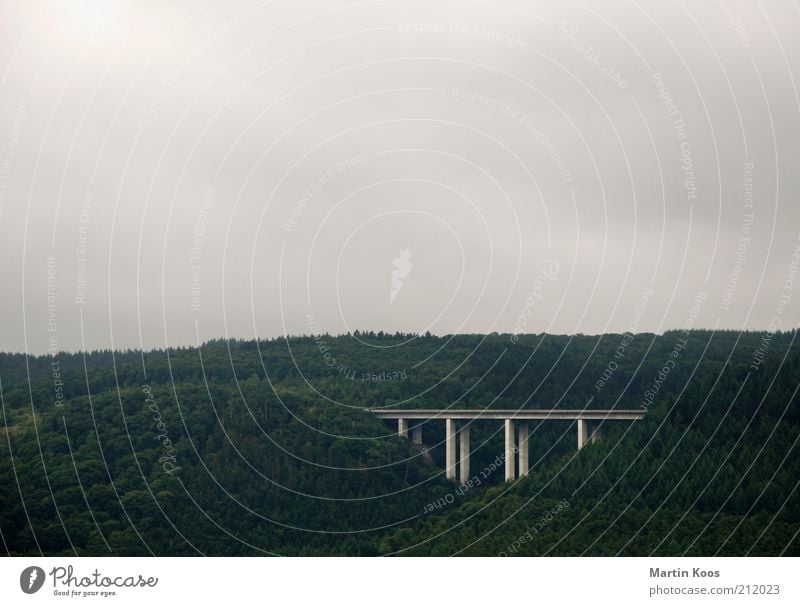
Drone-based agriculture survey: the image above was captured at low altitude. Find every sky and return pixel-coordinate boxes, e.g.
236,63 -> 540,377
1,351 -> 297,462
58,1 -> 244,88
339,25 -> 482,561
0,0 -> 799,354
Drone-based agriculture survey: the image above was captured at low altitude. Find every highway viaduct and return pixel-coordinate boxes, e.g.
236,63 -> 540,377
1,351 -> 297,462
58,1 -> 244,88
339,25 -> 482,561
369,409 -> 646,483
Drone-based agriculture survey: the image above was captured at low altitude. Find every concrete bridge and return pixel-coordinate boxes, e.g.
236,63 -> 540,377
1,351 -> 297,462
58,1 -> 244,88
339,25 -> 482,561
369,408 -> 646,483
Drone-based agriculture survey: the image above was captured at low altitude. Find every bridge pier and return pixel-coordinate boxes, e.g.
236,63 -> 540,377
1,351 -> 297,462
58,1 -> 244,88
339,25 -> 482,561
374,408 -> 644,481
445,419 -> 457,481
577,418 -> 588,450
459,424 -> 470,485
578,419 -> 603,449
518,422 -> 529,477
590,421 -> 601,444
505,419 -> 516,481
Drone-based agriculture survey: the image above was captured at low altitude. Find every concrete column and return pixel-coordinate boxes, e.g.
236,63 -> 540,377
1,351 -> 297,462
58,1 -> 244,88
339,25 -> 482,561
459,424 -> 471,485
411,425 -> 422,445
518,422 -> 529,477
577,418 -> 588,450
504,419 -> 516,481
590,421 -> 601,444
445,419 -> 457,481
398,418 -> 408,438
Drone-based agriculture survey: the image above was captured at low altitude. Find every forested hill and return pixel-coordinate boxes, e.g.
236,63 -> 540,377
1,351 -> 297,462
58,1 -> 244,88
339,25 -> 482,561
1,330 -> 798,556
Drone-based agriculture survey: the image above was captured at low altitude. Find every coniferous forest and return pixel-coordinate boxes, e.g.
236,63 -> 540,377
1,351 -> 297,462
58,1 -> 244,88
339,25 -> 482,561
1,329 -> 798,556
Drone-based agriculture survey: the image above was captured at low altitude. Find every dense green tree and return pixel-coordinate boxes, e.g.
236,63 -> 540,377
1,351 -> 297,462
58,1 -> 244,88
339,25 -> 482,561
1,330 -> 798,555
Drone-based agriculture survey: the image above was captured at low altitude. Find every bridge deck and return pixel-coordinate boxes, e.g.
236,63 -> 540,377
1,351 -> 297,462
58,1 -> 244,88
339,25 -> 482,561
368,408 -> 646,421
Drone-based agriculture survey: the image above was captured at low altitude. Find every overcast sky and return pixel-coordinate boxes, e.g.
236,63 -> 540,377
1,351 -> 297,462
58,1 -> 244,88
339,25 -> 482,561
1,0 -> 799,354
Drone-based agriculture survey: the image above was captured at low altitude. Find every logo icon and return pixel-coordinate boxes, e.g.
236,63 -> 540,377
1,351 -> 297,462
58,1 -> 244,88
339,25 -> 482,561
20,566 -> 45,594
390,246 -> 413,304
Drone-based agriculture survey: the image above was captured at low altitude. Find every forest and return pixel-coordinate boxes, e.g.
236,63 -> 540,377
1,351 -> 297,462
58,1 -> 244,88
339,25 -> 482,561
1,329 -> 798,556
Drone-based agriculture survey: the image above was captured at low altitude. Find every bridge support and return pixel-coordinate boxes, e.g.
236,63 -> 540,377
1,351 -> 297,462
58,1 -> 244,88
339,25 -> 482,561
459,424 -> 470,485
590,421 -> 601,444
505,419 -> 516,481
577,418 -> 588,450
445,419 -> 457,481
374,408 -> 644,480
578,419 -> 602,449
518,422 -> 529,477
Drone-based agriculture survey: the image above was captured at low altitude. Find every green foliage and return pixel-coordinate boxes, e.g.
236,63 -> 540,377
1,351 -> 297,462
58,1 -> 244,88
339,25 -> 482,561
1,330 -> 798,555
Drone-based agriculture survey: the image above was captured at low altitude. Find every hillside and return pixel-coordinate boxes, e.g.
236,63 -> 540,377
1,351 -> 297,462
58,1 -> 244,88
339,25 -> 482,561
1,330 -> 798,555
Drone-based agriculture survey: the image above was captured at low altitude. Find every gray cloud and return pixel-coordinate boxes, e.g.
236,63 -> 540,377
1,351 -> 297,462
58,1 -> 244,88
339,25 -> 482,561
1,0 -> 798,353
